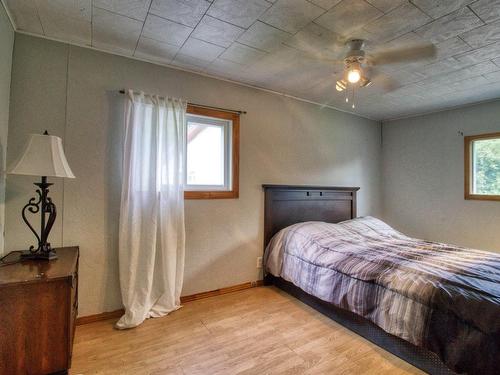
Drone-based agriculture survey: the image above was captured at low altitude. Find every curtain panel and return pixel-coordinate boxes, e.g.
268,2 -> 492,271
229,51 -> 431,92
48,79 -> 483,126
116,90 -> 187,329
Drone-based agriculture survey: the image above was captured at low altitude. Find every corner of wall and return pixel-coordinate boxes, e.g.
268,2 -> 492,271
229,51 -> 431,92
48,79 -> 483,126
379,120 -> 387,221
0,0 -> 15,255
0,0 -> 16,31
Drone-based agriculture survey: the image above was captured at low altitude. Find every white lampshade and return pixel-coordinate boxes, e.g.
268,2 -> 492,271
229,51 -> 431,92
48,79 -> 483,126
8,133 -> 75,178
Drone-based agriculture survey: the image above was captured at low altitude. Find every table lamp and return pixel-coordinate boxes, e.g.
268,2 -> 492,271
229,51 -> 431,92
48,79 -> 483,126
8,131 -> 75,260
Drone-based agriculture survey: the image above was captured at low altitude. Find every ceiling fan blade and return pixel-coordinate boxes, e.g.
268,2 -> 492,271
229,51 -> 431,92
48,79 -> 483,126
285,25 -> 347,62
296,48 -> 344,64
365,67 -> 401,93
289,39 -> 345,63
368,44 -> 436,66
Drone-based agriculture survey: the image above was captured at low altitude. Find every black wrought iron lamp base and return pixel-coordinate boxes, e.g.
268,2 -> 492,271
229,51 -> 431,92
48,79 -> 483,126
21,176 -> 58,261
20,250 -> 58,261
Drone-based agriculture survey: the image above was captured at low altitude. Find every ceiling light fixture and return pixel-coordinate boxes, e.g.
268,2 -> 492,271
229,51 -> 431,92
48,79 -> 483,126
346,61 -> 362,84
347,68 -> 361,83
360,77 -> 372,88
336,80 -> 346,91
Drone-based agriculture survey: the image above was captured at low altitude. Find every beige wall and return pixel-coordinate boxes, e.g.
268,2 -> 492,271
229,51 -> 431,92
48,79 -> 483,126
0,2 -> 14,255
382,100 -> 500,253
6,34 -> 382,316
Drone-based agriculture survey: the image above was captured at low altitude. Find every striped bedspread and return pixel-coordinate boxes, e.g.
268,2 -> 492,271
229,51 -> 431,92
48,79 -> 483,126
264,217 -> 500,375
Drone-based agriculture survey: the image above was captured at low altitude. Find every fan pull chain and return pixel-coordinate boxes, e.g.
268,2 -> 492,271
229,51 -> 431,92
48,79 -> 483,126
345,85 -> 349,103
351,86 -> 356,109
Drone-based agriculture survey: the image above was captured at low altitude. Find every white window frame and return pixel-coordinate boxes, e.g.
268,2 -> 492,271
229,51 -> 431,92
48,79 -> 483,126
184,114 -> 233,192
464,132 -> 500,201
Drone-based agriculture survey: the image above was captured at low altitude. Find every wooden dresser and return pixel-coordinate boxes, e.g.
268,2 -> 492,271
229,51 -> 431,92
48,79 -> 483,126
0,247 -> 79,375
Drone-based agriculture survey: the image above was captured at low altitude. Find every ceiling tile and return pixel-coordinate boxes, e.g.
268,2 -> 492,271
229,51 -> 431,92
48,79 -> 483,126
179,37 -> 225,62
92,7 -> 143,55
4,0 -> 43,33
484,70 -> 500,83
191,15 -> 244,47
238,21 -> 291,52
35,0 -> 91,22
142,14 -> 193,46
411,0 -> 474,19
134,36 -> 180,63
444,75 -> 489,92
381,31 -> 426,48
205,58 -> 250,81
207,57 -> 245,74
308,0 -> 341,10
435,36 -> 472,59
150,0 -> 210,27
458,60 -> 500,76
38,12 -> 91,45
384,83 -> 427,100
454,41 -> 500,64
171,53 -> 212,70
207,0 -> 272,28
258,0 -> 324,34
415,7 -> 484,43
469,0 -> 500,24
283,22 -> 344,60
362,3 -> 431,43
384,69 -> 427,85
413,57 -> 467,77
423,61 -> 500,86
315,0 -> 383,38
451,83 -> 500,101
94,0 -> 151,21
460,19 -> 500,49
365,0 -> 404,13
34,0 -> 91,45
219,42 -> 267,65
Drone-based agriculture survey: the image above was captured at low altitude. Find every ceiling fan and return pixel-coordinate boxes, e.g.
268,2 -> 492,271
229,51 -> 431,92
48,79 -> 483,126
332,39 -> 437,108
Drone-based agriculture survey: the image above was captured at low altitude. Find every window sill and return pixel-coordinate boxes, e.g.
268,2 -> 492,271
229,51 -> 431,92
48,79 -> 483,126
184,190 -> 239,199
465,194 -> 500,201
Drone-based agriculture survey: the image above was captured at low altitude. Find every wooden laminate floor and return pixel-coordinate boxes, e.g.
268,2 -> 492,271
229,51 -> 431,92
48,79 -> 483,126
71,286 -> 424,375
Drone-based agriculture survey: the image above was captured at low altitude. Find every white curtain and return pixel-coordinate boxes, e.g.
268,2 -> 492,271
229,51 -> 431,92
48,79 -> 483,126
116,90 -> 187,329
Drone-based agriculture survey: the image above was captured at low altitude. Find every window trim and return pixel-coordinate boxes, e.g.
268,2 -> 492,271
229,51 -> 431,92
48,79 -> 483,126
464,132 -> 500,201
184,105 -> 239,200
184,113 -> 232,192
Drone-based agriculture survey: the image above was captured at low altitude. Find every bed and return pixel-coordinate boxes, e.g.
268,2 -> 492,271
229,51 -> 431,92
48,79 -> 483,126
262,185 -> 500,375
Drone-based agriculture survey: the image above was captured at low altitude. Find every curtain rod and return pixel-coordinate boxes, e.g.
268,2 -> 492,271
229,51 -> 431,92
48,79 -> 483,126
118,90 -> 246,115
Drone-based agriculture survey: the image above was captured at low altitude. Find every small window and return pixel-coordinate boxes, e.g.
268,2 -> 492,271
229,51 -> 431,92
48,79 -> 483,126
184,105 -> 239,199
465,132 -> 500,201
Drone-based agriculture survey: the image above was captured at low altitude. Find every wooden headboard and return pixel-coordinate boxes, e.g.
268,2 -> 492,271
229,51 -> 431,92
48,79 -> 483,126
263,185 -> 360,248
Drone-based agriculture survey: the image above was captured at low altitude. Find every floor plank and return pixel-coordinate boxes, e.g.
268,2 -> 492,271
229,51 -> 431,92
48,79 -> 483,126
70,287 -> 424,375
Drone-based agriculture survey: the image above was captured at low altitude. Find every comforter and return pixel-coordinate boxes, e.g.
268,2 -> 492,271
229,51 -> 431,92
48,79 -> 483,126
264,217 -> 500,374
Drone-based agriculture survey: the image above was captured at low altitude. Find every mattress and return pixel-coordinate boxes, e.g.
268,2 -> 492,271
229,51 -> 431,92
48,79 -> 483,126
264,216 -> 500,375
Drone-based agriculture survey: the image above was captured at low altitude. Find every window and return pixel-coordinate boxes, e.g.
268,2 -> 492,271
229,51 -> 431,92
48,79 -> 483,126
465,132 -> 500,201
184,105 -> 239,199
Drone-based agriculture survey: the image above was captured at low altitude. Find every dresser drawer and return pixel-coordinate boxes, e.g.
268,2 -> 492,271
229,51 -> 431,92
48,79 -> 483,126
0,247 -> 79,375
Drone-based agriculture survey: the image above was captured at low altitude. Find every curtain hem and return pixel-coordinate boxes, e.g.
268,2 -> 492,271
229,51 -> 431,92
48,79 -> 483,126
115,305 -> 183,330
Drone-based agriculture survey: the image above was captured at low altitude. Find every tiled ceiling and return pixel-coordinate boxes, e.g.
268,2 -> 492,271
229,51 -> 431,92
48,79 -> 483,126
4,0 -> 500,120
